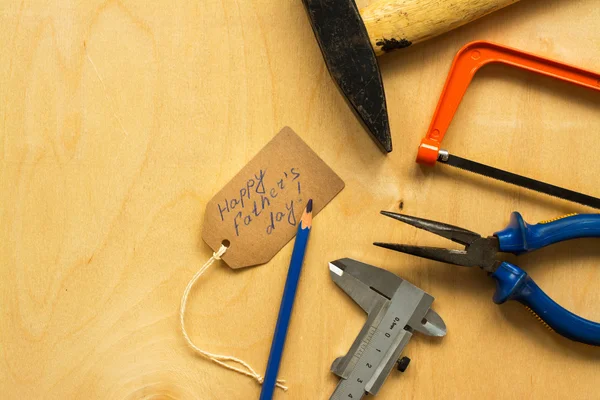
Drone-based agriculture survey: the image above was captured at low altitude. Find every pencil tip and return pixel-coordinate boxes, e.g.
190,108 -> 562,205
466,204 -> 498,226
306,199 -> 313,213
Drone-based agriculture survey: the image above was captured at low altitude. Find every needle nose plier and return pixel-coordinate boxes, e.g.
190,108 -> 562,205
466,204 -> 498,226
374,211 -> 600,346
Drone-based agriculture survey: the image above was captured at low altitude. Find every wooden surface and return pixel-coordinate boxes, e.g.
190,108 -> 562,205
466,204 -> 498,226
1,1 -> 600,399
362,0 -> 519,55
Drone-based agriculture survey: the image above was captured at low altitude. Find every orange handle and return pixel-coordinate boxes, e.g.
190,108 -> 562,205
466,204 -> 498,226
416,41 -> 600,165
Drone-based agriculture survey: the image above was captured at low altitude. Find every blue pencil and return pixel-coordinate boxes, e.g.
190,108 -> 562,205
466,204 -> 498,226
259,199 -> 313,400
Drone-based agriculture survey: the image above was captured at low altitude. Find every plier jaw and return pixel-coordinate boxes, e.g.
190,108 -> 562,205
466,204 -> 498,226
375,211 -> 600,346
374,211 -> 501,272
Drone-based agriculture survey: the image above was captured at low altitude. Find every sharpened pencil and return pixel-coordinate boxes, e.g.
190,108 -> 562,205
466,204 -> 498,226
259,199 -> 313,400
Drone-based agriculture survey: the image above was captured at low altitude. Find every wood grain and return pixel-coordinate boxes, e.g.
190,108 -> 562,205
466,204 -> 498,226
361,0 -> 520,55
1,0 -> 600,399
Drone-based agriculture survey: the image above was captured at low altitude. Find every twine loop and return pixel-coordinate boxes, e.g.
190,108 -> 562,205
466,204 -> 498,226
179,244 -> 287,391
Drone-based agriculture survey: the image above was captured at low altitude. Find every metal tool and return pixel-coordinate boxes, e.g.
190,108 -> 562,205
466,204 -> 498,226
328,258 -> 446,399
301,0 -> 519,152
374,211 -> 600,346
418,41 -> 600,209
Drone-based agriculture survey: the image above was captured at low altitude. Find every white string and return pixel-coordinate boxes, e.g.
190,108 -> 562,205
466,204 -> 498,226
180,244 -> 288,391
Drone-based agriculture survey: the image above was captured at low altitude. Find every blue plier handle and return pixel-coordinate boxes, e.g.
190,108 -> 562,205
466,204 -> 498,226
492,213 -> 600,345
374,211 -> 600,346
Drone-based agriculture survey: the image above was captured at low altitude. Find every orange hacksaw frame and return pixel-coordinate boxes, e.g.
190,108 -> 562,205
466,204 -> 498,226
416,40 -> 600,166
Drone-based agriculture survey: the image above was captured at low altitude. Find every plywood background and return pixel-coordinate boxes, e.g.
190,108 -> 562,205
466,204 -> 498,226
1,0 -> 599,399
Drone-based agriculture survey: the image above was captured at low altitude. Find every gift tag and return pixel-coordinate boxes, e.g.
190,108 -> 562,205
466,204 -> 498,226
202,127 -> 344,268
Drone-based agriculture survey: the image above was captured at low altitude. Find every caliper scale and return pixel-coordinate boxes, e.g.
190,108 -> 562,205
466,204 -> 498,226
328,258 -> 446,399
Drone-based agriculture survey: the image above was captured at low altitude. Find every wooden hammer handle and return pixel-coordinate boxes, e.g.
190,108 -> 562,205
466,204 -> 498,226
361,0 -> 520,56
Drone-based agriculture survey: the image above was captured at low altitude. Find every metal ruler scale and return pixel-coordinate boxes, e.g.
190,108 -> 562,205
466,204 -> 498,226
330,281 -> 426,399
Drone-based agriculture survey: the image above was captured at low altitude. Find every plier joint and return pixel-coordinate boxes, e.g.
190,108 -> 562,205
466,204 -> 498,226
375,211 -> 501,272
375,211 -> 600,346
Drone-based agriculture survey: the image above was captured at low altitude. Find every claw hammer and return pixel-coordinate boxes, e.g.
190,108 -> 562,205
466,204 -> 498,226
301,0 -> 520,152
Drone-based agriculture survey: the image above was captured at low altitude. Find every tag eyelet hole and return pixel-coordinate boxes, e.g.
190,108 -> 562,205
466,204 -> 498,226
221,239 -> 231,248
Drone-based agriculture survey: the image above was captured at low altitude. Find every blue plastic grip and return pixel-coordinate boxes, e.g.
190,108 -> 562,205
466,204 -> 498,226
491,262 -> 600,346
495,212 -> 600,254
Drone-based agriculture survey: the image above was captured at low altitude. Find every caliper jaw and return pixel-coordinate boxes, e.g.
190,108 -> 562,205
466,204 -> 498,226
328,258 -> 447,398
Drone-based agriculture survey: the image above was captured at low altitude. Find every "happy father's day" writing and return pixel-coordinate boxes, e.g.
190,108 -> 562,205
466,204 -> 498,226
216,168 -> 302,236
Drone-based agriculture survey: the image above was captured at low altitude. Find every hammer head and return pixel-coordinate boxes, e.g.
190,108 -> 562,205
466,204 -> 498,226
302,0 -> 392,152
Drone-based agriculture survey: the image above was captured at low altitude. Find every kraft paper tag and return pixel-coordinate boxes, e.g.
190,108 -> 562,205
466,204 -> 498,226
202,127 -> 344,269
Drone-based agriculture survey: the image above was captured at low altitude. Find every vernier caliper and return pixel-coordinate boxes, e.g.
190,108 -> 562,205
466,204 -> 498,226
328,258 -> 446,399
